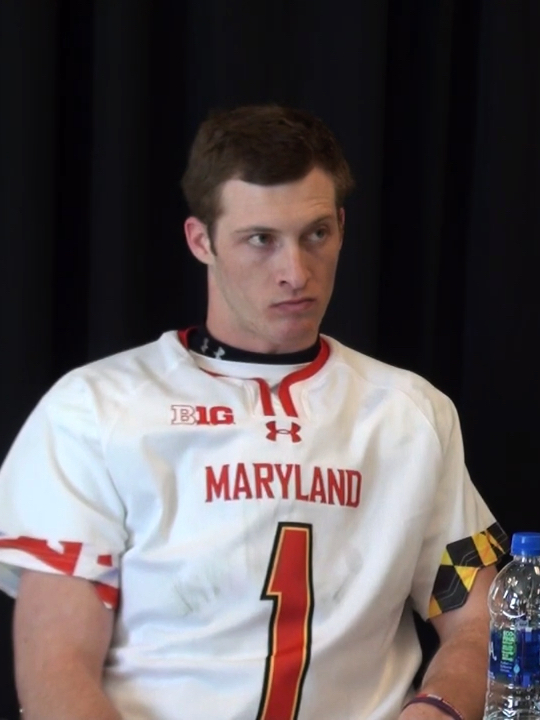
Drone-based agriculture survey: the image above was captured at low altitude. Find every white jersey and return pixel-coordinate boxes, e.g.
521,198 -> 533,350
0,331 -> 507,720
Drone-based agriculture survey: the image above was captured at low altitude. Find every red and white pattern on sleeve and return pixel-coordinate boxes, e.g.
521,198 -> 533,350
0,532 -> 120,608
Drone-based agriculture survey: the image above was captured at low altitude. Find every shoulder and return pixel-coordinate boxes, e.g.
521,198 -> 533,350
35,331 -> 194,426
323,335 -> 459,447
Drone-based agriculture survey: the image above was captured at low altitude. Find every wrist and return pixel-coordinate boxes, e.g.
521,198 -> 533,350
402,693 -> 464,720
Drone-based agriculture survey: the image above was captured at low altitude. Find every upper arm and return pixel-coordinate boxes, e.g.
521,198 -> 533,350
14,570 -> 114,697
430,564 -> 497,643
0,377 -> 126,612
410,393 -> 508,620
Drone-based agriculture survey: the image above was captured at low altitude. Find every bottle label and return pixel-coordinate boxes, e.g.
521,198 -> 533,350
489,628 -> 540,688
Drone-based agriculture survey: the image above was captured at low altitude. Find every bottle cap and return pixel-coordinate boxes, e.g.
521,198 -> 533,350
511,532 -> 540,556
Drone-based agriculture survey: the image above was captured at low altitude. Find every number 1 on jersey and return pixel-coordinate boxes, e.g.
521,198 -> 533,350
256,522 -> 314,720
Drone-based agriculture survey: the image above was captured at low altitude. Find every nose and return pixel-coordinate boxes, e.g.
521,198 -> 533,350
278,244 -> 310,291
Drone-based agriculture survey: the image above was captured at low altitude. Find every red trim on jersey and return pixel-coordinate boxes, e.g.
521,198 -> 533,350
194,368 -> 275,416
177,329 -> 331,418
202,369 -> 223,379
177,327 -> 196,348
278,338 -> 331,417
196,371 -> 275,415
0,536 -> 83,575
251,378 -> 276,416
94,581 -> 120,609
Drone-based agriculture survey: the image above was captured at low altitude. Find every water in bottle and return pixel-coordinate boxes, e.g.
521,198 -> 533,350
484,531 -> 540,720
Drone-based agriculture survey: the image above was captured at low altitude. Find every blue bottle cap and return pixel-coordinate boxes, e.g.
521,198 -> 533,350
511,532 -> 540,556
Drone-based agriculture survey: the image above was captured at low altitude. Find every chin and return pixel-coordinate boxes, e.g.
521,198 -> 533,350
271,323 -> 319,352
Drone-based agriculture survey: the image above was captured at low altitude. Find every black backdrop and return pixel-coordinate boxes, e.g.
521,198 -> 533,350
1,1 -> 539,716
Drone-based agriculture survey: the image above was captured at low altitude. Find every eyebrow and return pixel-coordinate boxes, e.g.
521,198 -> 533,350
233,215 -> 336,235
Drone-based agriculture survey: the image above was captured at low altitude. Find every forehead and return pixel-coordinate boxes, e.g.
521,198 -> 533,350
217,167 -> 337,229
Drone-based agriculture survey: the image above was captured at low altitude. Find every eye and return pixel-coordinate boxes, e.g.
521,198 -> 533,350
307,227 -> 329,243
248,233 -> 274,248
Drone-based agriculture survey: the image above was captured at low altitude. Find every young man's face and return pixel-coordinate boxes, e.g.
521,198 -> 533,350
185,167 -> 343,353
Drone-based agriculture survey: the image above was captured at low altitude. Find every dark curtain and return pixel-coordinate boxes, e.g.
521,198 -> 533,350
1,1 -> 539,716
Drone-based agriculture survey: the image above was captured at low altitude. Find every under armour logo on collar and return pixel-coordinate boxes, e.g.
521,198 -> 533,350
266,421 -> 302,443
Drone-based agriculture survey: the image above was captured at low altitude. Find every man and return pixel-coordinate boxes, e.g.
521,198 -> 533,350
0,105 -> 507,720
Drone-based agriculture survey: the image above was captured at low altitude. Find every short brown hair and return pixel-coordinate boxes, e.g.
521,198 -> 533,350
181,104 -> 355,240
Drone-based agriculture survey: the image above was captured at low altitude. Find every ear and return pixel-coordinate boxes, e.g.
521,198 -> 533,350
184,217 -> 214,265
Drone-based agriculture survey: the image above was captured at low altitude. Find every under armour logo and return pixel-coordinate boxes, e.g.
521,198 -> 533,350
266,421 -> 302,443
214,346 -> 225,359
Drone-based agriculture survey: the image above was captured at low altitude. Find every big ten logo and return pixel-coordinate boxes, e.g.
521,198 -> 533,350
171,404 -> 235,426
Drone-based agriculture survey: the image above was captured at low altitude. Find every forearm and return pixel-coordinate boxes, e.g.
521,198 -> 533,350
18,663 -> 122,720
14,573 -> 121,720
401,623 -> 489,720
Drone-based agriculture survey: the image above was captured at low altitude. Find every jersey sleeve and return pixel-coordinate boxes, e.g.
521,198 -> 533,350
410,397 -> 509,621
0,374 -> 127,609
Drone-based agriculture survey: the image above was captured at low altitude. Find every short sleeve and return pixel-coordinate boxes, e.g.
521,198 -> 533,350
410,398 -> 509,621
0,374 -> 127,608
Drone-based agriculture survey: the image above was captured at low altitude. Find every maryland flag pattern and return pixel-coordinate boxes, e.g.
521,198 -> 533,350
428,522 -> 509,618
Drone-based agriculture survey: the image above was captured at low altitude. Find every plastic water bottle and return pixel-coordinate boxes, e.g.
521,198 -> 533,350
484,532 -> 540,720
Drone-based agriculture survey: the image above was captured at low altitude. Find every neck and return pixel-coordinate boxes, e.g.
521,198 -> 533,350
187,326 -> 321,365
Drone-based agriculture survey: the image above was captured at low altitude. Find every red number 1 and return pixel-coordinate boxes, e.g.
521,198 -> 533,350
256,523 -> 314,720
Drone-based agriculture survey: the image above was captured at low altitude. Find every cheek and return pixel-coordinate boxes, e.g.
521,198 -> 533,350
217,259 -> 267,302
216,256 -> 248,284
317,249 -> 340,283
219,250 -> 260,276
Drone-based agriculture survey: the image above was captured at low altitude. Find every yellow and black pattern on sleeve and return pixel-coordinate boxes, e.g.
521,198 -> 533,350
428,522 -> 509,618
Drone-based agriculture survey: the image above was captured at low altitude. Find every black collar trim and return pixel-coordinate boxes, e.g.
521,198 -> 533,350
187,326 -> 320,365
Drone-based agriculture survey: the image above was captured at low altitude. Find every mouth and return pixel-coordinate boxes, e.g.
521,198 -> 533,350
272,298 -> 316,313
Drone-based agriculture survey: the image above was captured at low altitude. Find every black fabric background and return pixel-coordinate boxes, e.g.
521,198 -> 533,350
1,1 -> 539,716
